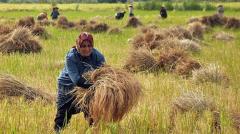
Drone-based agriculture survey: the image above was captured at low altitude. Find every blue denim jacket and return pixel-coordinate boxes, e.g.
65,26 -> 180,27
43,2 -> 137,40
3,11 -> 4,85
58,48 -> 105,88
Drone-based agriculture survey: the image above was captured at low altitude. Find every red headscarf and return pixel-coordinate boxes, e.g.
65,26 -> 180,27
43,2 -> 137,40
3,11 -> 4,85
76,32 -> 94,47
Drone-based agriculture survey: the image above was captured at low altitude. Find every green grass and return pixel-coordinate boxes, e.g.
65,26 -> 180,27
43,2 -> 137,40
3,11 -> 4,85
0,3 -> 240,134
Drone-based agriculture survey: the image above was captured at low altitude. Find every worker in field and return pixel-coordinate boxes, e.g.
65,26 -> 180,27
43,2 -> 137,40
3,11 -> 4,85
160,6 -> 167,19
115,11 -> 126,20
217,5 -> 224,17
129,0 -> 134,17
54,32 -> 105,133
129,5 -> 134,17
51,7 -> 60,20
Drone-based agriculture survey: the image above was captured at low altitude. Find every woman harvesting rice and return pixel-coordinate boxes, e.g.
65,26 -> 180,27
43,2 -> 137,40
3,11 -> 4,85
54,32 -> 105,133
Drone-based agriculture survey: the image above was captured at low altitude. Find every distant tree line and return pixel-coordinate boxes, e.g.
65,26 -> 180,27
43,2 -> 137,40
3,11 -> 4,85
0,0 -> 127,3
0,0 -> 239,3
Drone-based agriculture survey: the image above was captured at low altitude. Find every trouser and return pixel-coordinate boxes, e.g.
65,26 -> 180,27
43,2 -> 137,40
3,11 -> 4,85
54,84 -> 80,131
129,13 -> 134,17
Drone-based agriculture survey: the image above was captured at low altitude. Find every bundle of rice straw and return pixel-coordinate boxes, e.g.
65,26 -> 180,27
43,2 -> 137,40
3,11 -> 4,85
123,48 -> 157,72
175,58 -> 201,77
57,16 -> 69,28
169,91 -> 219,133
179,39 -> 201,52
144,30 -> 155,43
0,27 -> 42,54
212,31 -> 235,41
172,91 -> 215,113
131,29 -> 166,50
157,49 -> 187,72
142,30 -> 162,49
230,112 -> 240,133
140,25 -> 158,33
107,27 -> 122,34
57,16 -> 75,29
89,22 -> 109,32
89,20 -> 97,25
37,19 -> 52,26
17,16 -> 35,28
153,38 -> 180,51
0,74 -> 55,103
77,21 -> 109,33
37,12 -> 48,21
0,34 -> 8,43
201,14 -> 227,27
131,26 -> 198,51
192,64 -> 229,86
154,38 -> 185,51
200,16 -> 211,26
164,26 -> 192,40
188,17 -> 201,24
131,34 -> 145,49
78,19 -> 88,26
0,24 -> 14,35
73,66 -> 142,125
147,24 -> 158,29
75,19 -> 88,30
187,21 -> 204,39
224,17 -> 240,29
31,25 -> 50,39
125,17 -> 142,28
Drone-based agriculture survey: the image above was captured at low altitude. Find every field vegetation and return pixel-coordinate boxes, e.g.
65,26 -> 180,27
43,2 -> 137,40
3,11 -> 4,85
0,2 -> 240,134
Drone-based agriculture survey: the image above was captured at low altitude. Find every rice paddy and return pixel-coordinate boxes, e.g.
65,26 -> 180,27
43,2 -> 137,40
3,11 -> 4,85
0,3 -> 240,134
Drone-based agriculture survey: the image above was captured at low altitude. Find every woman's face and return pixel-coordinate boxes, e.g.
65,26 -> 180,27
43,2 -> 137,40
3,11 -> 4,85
78,40 -> 93,57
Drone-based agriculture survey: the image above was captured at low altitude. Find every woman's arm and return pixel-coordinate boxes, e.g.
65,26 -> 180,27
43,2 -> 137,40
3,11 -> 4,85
66,57 -> 92,88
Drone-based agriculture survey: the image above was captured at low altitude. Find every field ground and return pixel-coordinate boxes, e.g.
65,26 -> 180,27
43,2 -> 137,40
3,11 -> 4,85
0,3 -> 240,134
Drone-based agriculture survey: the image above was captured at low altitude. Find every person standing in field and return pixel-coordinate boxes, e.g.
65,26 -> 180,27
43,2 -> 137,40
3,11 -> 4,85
217,5 -> 224,17
129,5 -> 134,17
160,6 -> 167,19
115,11 -> 126,20
129,0 -> 134,17
54,32 -> 105,133
51,7 -> 60,20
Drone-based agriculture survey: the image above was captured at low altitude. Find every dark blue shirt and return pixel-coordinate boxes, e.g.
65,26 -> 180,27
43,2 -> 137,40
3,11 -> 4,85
51,10 -> 60,20
58,48 -> 105,88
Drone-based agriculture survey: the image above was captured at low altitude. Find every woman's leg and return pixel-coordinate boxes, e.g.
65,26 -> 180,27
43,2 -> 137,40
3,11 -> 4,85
54,85 -> 76,131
